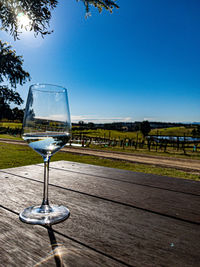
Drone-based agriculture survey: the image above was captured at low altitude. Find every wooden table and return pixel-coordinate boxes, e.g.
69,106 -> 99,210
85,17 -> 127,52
0,160 -> 199,267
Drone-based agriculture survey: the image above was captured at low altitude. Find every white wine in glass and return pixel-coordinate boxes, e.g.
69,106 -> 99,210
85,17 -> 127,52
19,84 -> 71,225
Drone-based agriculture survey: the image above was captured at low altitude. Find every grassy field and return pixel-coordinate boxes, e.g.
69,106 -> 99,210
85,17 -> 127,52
0,122 -> 195,138
72,126 -> 199,158
73,126 -> 195,139
1,133 -> 200,160
88,144 -> 200,160
0,122 -> 22,128
150,126 -> 193,136
0,123 -> 199,163
0,134 -> 22,140
0,142 -> 199,181
73,128 -> 141,139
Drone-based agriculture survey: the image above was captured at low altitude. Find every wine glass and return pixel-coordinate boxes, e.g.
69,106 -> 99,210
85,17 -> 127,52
19,84 -> 71,225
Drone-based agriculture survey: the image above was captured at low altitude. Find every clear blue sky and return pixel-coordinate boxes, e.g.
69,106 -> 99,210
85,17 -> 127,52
1,0 -> 200,123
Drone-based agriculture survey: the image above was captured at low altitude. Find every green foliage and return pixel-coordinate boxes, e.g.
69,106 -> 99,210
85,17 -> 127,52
0,86 -> 23,105
191,125 -> 200,137
0,41 -> 29,120
0,126 -> 22,135
0,0 -> 118,119
140,120 -> 151,137
0,85 -> 24,120
0,0 -> 58,40
0,41 -> 30,86
80,0 -> 119,14
12,107 -> 24,121
0,0 -> 118,39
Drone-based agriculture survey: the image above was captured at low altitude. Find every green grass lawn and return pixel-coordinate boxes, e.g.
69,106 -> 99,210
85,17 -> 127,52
0,142 -> 199,181
73,128 -> 143,139
0,122 -> 195,137
0,134 -> 22,140
72,126 -> 195,140
0,122 -> 22,128
150,126 -> 193,136
88,143 -> 200,160
1,133 -> 200,160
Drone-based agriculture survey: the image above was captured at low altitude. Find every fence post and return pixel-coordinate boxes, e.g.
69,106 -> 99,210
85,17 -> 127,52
156,130 -> 159,152
177,137 -> 179,151
135,133 -> 138,149
183,133 -> 186,154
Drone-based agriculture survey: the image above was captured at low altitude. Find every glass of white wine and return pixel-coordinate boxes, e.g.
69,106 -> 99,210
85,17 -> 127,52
19,84 -> 71,225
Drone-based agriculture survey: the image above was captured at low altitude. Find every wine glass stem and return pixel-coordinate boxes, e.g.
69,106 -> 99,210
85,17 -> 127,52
42,156 -> 50,206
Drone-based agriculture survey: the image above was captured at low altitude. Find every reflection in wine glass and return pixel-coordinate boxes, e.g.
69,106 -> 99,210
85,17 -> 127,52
19,84 -> 71,225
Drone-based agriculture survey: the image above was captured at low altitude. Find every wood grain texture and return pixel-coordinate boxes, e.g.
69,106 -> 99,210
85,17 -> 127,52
3,161 -> 200,223
0,161 -> 200,267
0,209 -> 123,267
51,160 -> 200,195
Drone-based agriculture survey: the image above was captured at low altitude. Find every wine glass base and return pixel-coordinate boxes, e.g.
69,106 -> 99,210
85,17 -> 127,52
19,205 -> 70,226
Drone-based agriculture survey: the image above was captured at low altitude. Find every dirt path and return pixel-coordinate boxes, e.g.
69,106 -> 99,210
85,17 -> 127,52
1,138 -> 200,173
62,147 -> 200,173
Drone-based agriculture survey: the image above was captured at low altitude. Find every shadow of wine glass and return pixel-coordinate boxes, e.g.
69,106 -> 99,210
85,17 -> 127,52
46,226 -> 65,267
33,226 -> 87,267
33,226 -> 66,267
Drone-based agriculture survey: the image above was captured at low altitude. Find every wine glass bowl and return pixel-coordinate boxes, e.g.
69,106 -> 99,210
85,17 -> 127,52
19,84 -> 71,225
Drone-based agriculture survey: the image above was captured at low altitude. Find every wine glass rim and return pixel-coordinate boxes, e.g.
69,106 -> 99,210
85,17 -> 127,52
30,83 -> 67,93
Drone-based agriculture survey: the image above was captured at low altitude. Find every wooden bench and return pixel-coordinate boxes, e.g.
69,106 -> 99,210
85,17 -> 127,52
0,160 -> 199,266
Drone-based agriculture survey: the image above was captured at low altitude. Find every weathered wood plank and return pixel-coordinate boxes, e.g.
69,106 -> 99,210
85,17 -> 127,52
2,161 -> 200,224
49,160 -> 200,195
0,208 -> 123,267
0,164 -> 200,266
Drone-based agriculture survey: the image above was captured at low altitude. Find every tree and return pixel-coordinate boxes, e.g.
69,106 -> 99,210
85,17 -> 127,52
0,86 -> 23,120
0,41 -> 30,86
140,120 -> 151,137
0,41 -> 30,120
12,107 -> 24,121
78,120 -> 85,126
81,0 -> 119,14
192,125 -> 200,137
88,122 -> 95,129
0,0 -> 119,39
0,1 -> 118,120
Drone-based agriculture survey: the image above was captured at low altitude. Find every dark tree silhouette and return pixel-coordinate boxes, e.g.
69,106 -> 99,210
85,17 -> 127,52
0,0 -> 118,120
88,122 -> 95,129
81,0 -> 119,14
0,0 -> 119,39
0,85 -> 23,120
192,125 -> 200,137
12,107 -> 24,121
78,120 -> 85,126
140,120 -> 151,137
0,41 -> 30,120
0,41 -> 30,86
